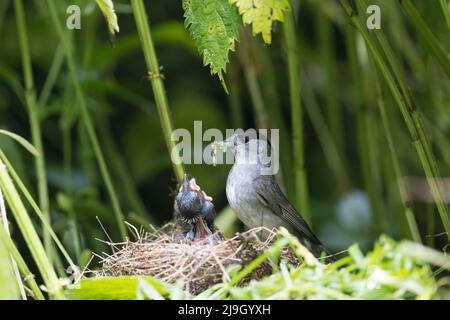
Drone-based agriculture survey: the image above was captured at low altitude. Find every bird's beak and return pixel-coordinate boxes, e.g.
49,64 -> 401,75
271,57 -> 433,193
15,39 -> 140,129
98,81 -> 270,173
216,135 -> 236,152
181,174 -> 190,192
189,178 -> 201,192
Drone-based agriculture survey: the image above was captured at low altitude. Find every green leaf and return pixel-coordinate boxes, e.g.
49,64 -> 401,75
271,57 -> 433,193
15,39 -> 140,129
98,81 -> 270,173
96,0 -> 120,41
0,229 -> 19,300
136,277 -> 165,300
183,0 -> 241,92
66,276 -> 169,300
0,129 -> 39,157
229,0 -> 290,44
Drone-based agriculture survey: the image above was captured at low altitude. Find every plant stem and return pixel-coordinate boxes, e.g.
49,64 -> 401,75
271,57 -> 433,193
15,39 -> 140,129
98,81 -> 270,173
341,0 -> 450,242
37,45 -> 64,109
0,160 -> 64,299
0,150 -> 75,268
227,57 -> 244,128
0,187 -> 26,299
46,0 -> 126,239
130,0 -> 184,182
426,204 -> 435,247
399,0 -> 450,77
260,54 -> 296,199
303,79 -> 350,192
14,0 -> 52,259
376,85 -> 421,242
99,120 -> 155,223
283,7 -> 310,223
439,0 -> 450,32
61,125 -> 81,261
357,104 -> 385,234
238,29 -> 270,130
0,224 -> 44,300
315,7 -> 346,170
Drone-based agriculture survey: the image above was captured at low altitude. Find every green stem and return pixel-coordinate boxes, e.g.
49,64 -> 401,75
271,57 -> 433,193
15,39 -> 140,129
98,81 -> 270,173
400,0 -> 450,78
439,0 -> 450,32
130,0 -> 184,182
0,150 -> 75,268
239,29 -> 270,130
426,204 -> 435,247
62,125 -> 81,261
283,7 -> 310,223
227,57 -> 244,128
357,106 -> 385,235
376,85 -> 421,242
0,187 -> 26,299
341,0 -> 450,242
37,45 -> 64,109
14,0 -> 51,259
99,120 -> 155,223
257,45 -> 295,198
315,8 -> 346,169
46,0 -> 126,239
0,225 -> 44,300
303,80 -> 350,192
0,160 -> 64,299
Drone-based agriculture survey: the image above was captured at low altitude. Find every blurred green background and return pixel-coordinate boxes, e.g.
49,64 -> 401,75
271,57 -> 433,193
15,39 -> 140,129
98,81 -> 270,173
0,0 -> 449,275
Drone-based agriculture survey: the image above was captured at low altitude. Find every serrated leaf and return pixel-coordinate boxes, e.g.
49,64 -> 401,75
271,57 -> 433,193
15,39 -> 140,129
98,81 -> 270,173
183,0 -> 241,92
229,0 -> 290,44
96,0 -> 120,41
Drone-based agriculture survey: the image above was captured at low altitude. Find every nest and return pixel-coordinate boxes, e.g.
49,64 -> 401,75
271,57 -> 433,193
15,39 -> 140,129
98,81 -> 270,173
94,224 -> 298,294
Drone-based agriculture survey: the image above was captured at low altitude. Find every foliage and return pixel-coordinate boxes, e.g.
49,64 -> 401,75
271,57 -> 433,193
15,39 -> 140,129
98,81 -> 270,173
96,0 -> 119,37
0,0 -> 449,301
66,276 -> 171,300
183,0 -> 241,91
230,0 -> 291,44
0,129 -> 38,157
0,229 -> 19,299
65,235 -> 447,300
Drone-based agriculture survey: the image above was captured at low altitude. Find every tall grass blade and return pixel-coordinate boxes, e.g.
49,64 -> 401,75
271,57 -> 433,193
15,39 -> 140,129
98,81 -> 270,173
0,150 -> 75,268
0,129 -> 38,157
130,0 -> 185,182
400,0 -> 450,77
14,0 -> 52,258
283,6 -> 311,223
0,160 -> 64,299
340,0 -> 450,243
46,0 -> 127,239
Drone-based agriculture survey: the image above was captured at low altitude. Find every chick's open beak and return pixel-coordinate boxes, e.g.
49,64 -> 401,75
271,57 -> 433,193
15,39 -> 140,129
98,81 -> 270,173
180,174 -> 190,193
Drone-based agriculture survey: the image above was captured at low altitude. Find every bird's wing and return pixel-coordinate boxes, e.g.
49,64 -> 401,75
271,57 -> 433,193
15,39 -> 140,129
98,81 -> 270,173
252,175 -> 323,246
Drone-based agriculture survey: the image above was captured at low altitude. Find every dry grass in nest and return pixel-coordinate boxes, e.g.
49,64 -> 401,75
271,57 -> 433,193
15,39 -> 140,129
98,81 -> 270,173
94,223 -> 298,294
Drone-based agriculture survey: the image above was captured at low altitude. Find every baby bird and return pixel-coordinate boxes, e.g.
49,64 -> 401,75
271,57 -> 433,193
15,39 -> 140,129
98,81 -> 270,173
174,174 -> 217,240
190,178 -> 216,235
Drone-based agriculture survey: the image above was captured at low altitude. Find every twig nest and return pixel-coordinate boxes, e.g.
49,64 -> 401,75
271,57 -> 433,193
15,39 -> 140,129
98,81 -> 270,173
95,224 -> 298,294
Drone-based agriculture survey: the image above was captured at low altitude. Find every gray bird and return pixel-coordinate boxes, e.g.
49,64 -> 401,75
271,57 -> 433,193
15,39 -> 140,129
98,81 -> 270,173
219,133 -> 334,261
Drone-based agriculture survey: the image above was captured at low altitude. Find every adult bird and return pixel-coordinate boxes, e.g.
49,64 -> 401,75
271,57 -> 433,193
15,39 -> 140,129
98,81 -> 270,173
174,174 -> 216,240
219,133 -> 334,261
